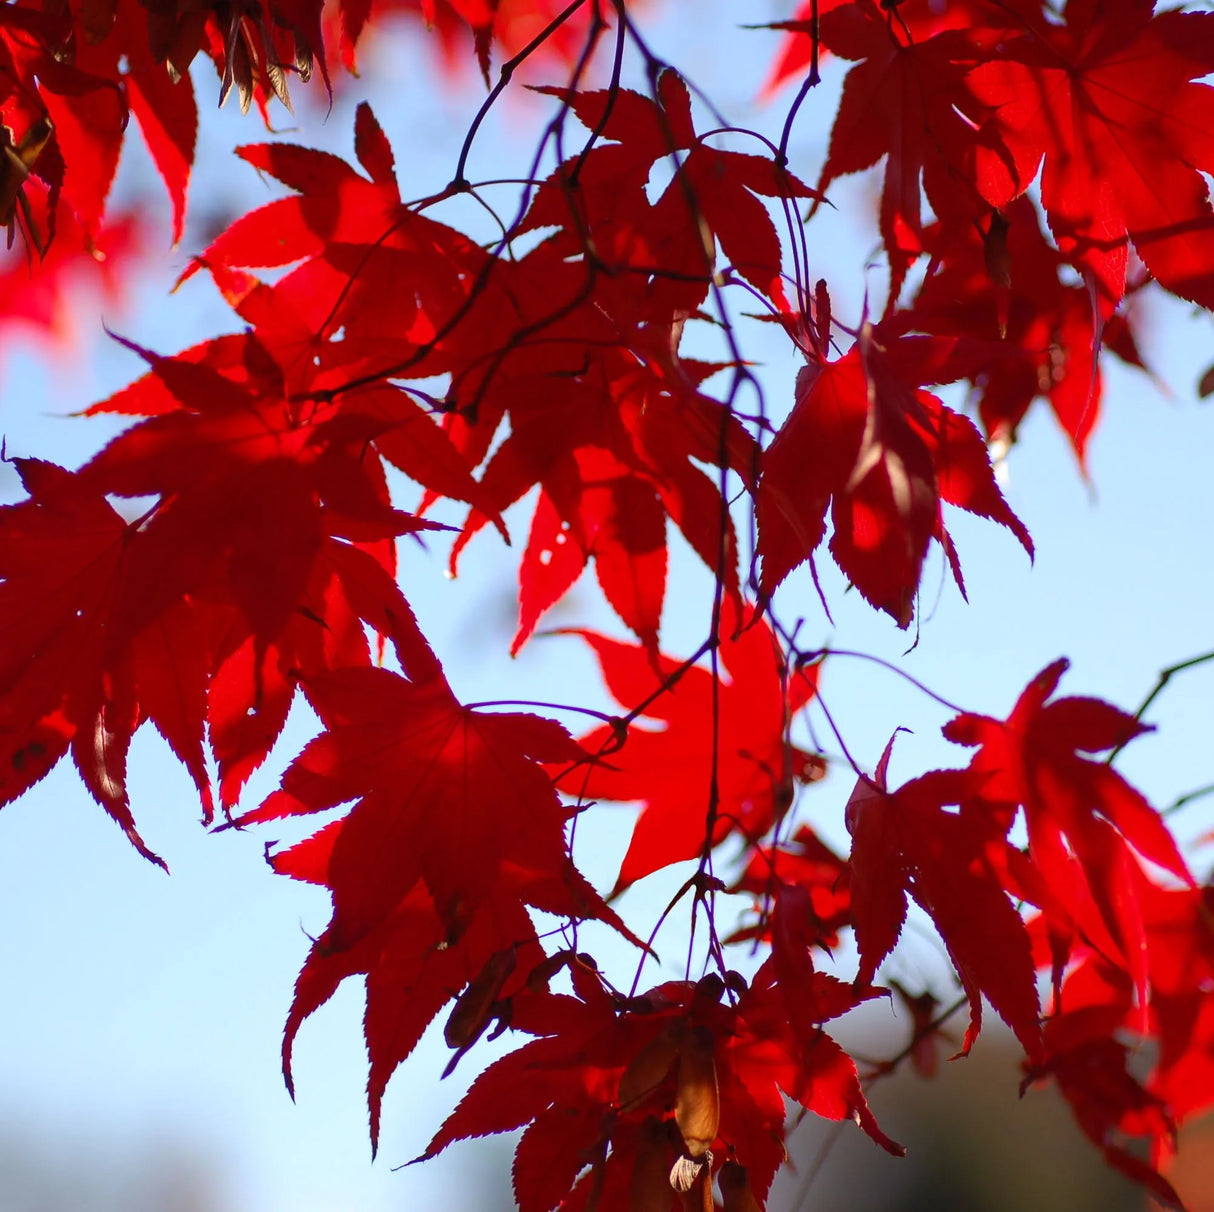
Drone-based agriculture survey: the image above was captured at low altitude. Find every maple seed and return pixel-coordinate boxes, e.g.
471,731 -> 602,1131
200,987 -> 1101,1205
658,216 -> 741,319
632,1117 -> 679,1212
619,1021 -> 683,1110
674,1024 -> 720,1157
719,1162 -> 763,1212
669,1151 -> 710,1195
0,117 -> 53,251
443,947 -> 516,1052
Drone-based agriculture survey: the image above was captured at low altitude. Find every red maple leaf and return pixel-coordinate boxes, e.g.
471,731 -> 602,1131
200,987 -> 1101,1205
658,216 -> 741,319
0,275 -> 474,839
0,440 -> 436,849
844,736 -> 1044,1059
60,0 -> 198,243
1024,998 -> 1183,1209
728,824 -> 849,953
453,351 -> 754,658
562,598 -> 823,893
270,827 -> 563,1147
242,655 -> 585,943
533,69 -> 820,308
425,968 -> 899,1212
898,195 -> 1149,466
0,457 -> 169,863
179,102 -> 407,283
943,659 -> 1193,1013
757,297 -> 1033,625
1,0 -> 198,246
807,0 -> 1016,305
239,630 -> 639,1147
968,0 -> 1214,311
0,183 -> 144,355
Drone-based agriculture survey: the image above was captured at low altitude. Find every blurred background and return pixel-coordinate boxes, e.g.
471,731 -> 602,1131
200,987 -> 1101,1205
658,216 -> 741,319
1,1 -> 1212,1208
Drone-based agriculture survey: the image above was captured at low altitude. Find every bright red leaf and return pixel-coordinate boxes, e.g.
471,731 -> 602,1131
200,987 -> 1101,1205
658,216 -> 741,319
757,301 -> 1033,625
898,196 -> 1149,467
240,632 -> 639,1147
968,0 -> 1214,311
944,659 -> 1193,1014
563,598 -> 823,893
426,968 -> 899,1211
844,736 -> 1043,1059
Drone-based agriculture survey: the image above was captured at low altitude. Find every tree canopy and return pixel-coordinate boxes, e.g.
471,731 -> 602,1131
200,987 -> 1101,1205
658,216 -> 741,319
2,1 -> 1213,1208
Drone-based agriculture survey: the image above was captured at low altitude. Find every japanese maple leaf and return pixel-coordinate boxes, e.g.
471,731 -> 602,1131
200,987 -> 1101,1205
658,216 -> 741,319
426,969 -> 897,1212
447,331 -> 757,656
968,0 -> 1214,311
184,105 -> 508,395
0,44 -> 121,245
844,736 -> 1043,1059
1024,999 -> 1183,1209
1051,880 -> 1214,1136
0,185 -> 144,355
1137,884 -> 1214,1134
242,641 -> 642,1147
0,0 -> 195,245
727,824 -> 848,953
756,304 -> 1033,625
899,196 -> 1149,466
423,966 -> 645,1212
760,0 -> 993,96
175,259 -> 503,527
0,458 -> 171,864
1019,878 -> 1214,1203
532,69 -> 820,308
0,438 -> 433,849
179,103 -> 405,283
331,0 -> 612,80
72,328 -> 457,808
52,0 -> 199,243
943,659 -> 1193,1014
564,598 -> 823,893
514,447 -> 668,657
236,624 -> 624,951
766,0 -> 1015,304
270,823 -> 560,1148
731,962 -> 903,1189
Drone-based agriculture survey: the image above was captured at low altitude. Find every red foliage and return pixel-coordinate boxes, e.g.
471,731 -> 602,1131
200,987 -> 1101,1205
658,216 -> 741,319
2,0 -> 1213,1208
563,598 -> 824,892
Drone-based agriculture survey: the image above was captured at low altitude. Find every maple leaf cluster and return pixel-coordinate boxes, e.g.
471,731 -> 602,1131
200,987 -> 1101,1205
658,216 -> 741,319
3,0 -> 1214,1209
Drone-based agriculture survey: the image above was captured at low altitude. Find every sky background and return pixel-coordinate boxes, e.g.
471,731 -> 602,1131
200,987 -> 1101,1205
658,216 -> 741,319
1,2 -> 1212,1208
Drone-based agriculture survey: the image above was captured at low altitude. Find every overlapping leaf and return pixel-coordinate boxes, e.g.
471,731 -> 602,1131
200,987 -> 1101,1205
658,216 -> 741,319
766,0 -> 1019,304
238,626 -> 638,1146
844,737 -> 1043,1059
969,0 -> 1214,311
899,196 -> 1148,466
563,599 -> 824,892
944,659 -> 1192,1012
425,969 -> 899,1212
756,300 -> 1033,625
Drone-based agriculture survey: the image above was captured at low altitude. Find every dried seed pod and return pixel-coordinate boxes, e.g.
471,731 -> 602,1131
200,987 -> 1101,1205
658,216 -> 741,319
630,1117 -> 676,1212
668,1150 -> 708,1194
619,1020 -> 683,1111
524,948 -> 576,993
719,1161 -> 762,1212
674,1024 -> 719,1157
1,117 -> 53,239
692,972 -> 725,1008
443,946 -> 516,1050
